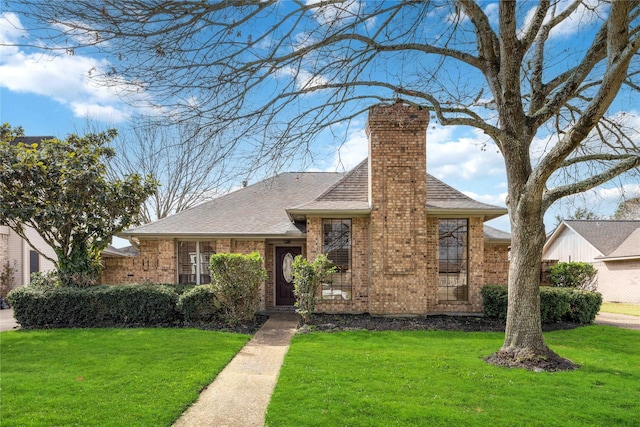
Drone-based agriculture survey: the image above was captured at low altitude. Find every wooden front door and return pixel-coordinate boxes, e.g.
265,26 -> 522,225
275,246 -> 301,306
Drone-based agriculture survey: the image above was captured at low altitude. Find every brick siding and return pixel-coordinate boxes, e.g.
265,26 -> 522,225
101,238 -> 273,308
484,243 -> 510,285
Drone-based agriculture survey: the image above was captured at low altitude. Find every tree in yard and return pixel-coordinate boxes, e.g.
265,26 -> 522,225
6,1 -> 640,369
106,118 -> 236,223
0,124 -> 157,286
613,196 -> 640,219
553,206 -> 601,229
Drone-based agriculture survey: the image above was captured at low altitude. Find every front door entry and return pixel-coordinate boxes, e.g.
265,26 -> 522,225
275,246 -> 301,306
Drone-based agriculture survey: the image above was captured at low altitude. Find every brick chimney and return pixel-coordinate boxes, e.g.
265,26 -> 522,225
366,103 -> 430,314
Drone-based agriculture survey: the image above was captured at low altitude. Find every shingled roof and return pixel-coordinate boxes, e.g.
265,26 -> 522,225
287,159 -> 370,220
121,172 -> 344,238
288,158 -> 507,221
121,158 -> 508,239
544,220 -> 640,261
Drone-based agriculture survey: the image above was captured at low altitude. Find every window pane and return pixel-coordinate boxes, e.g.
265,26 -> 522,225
438,219 -> 468,301
29,250 -> 40,276
178,241 -> 197,284
322,219 -> 352,300
199,242 -> 216,284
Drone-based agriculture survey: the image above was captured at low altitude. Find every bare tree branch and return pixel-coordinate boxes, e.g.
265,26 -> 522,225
543,155 -> 640,210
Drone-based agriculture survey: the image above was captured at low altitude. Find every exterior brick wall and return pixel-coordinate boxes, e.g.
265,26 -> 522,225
484,244 -> 510,285
367,103 -> 432,315
101,239 -> 177,284
101,238 -> 272,309
312,216 -> 370,314
540,259 -> 558,286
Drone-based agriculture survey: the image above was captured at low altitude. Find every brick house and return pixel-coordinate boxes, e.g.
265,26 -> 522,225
104,103 -> 510,315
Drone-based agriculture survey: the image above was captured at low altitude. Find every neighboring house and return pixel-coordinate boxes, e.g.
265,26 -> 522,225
103,104 -> 511,315
0,136 -> 57,288
543,220 -> 640,303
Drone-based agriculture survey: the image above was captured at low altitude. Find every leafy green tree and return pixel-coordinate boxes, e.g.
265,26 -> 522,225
0,124 -> 157,286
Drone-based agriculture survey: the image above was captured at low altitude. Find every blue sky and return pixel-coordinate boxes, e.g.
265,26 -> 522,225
1,4 -> 638,238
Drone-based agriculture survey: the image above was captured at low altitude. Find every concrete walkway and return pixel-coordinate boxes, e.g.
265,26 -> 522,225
594,312 -> 640,331
173,312 -> 299,427
0,308 -> 19,332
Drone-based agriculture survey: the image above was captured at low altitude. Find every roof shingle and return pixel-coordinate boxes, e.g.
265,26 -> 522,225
564,220 -> 640,256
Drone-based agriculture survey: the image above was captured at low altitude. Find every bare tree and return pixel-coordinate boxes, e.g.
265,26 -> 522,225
107,118 -> 237,223
6,0 -> 640,370
613,196 -> 640,219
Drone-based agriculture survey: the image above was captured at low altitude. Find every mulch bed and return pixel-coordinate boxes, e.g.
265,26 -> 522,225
299,313 -> 582,333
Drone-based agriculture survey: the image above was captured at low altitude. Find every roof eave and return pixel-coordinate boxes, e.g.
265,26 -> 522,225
117,231 -> 307,240
484,237 -> 511,244
594,255 -> 640,262
426,208 -> 508,222
286,208 -> 372,222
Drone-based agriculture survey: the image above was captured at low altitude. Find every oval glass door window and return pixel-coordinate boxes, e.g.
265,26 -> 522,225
282,252 -> 294,283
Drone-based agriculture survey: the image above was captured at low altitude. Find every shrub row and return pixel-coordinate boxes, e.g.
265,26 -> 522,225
481,285 -> 603,324
7,283 -> 230,329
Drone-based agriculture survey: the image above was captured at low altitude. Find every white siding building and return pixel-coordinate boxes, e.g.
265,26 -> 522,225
543,220 -> 640,304
1,225 -> 57,288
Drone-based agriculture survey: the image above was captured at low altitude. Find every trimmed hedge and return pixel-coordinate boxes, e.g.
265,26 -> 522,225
565,290 -> 603,324
210,252 -> 266,326
8,284 -> 181,328
539,287 -> 572,323
481,285 -> 602,324
479,285 -> 509,321
177,285 -> 219,323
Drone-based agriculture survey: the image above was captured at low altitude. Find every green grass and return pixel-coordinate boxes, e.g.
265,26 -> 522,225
266,326 -> 640,426
0,328 -> 249,426
600,302 -> 640,317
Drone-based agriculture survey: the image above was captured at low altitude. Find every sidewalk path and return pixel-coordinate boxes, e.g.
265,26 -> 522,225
173,312 -> 299,427
595,312 -> 640,331
0,308 -> 19,332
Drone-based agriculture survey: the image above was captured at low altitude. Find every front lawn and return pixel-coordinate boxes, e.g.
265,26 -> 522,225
0,328 -> 249,426
600,302 -> 640,317
267,326 -> 640,426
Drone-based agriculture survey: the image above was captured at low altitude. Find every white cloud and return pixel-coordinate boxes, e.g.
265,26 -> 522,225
595,183 -> 640,201
70,102 -> 129,123
483,3 -> 500,25
0,12 -> 26,56
519,0 -> 604,40
548,0 -> 603,38
306,0 -> 360,26
462,191 -> 508,207
277,66 -> 329,91
426,127 -> 505,181
52,21 -> 108,47
325,126 -> 368,172
0,12 -> 145,123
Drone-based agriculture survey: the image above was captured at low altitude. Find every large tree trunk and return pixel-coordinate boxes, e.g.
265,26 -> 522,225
486,184 -> 578,371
